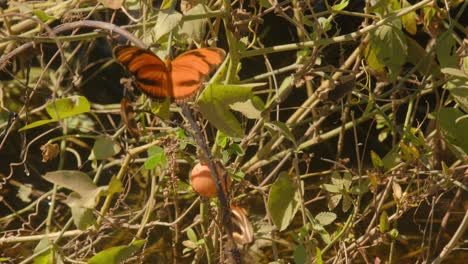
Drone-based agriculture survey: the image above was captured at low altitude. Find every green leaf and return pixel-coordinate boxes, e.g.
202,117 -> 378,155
330,171 -> 343,188
199,84 -> 259,137
187,228 -> 197,243
151,99 -> 171,120
401,1 -> 417,35
437,108 -> 468,156
342,172 -> 352,191
368,24 -> 408,82
316,247 -> 323,264
20,96 -> 91,131
31,10 -> 57,22
88,240 -> 145,264
179,4 -> 210,42
43,170 -> 97,196
144,146 -> 167,170
265,121 -> 296,146
229,96 -> 264,119
293,244 -> 307,264
267,172 -> 301,231
43,170 -> 103,209
315,212 -> 337,226
19,119 -> 59,132
89,137 -> 121,160
333,0 -> 349,11
370,150 -> 384,168
342,193 -> 353,212
155,9 -> 182,41
46,96 -> 91,120
108,177 -> 124,195
436,31 -> 458,68
379,211 -> 389,233
382,147 -> 401,170
71,206 -> 95,230
328,194 -> 342,211
33,239 -> 53,264
322,184 -> 341,193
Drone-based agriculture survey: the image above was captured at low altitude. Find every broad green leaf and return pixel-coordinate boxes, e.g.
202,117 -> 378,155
364,41 -> 385,74
322,184 -> 341,193
65,188 -> 103,209
382,147 -> 401,170
46,96 -> 91,120
349,181 -> 369,195
33,239 -> 53,264
328,194 -> 341,211
379,211 -> 389,233
342,172 -> 352,191
230,97 -> 264,119
199,84 -> 259,137
436,31 -> 458,68
20,96 -> 91,131
144,146 -> 167,170
151,99 -> 171,120
187,228 -> 197,243
293,244 -> 307,264
108,177 -> 124,195
43,170 -> 103,209
179,4 -> 210,42
31,10 -> 57,22
342,193 -> 352,212
370,150 -> 384,168
368,24 -> 407,82
330,171 -> 343,188
267,172 -> 301,231
265,121 -> 296,146
87,240 -> 145,264
43,170 -> 97,196
89,137 -> 121,160
401,0 -> 417,35
406,36 -> 440,76
333,0 -> 349,11
71,206 -> 95,230
315,212 -> 337,226
437,108 -> 468,156
155,10 -> 182,41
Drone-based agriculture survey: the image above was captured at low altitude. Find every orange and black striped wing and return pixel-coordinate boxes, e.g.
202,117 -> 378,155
114,45 -> 172,99
170,48 -> 226,101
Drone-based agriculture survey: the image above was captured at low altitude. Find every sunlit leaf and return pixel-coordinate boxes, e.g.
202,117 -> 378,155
71,206 -> 95,230
88,240 -> 145,264
315,212 -> 337,226
267,172 -> 301,231
179,4 -> 210,42
379,211 -> 389,233
155,9 -> 182,40
144,146 -> 167,170
293,244 -> 307,264
436,31 -> 458,68
89,137 -> 121,160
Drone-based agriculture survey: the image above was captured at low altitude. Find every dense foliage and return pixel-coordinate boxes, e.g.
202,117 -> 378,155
0,0 -> 467,263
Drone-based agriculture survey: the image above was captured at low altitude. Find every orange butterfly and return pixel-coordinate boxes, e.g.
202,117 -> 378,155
114,46 -> 226,102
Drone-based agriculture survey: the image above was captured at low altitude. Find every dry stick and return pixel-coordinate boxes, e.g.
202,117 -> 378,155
179,104 -> 235,236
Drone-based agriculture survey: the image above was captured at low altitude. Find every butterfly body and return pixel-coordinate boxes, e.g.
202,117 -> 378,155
114,46 -> 225,102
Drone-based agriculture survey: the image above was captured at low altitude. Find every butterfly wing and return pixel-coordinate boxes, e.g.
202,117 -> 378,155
114,46 -> 172,99
170,48 -> 226,101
